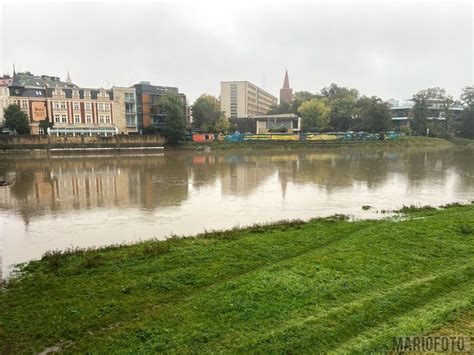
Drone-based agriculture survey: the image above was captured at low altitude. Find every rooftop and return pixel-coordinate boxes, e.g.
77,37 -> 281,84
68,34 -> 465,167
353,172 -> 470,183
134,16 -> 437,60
11,71 -> 78,88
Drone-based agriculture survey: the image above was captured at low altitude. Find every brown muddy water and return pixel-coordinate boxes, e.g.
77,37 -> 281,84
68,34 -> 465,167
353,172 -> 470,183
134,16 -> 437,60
1,147 -> 473,277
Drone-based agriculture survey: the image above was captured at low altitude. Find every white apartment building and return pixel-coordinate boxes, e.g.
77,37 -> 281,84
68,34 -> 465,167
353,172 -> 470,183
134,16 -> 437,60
220,81 -> 277,119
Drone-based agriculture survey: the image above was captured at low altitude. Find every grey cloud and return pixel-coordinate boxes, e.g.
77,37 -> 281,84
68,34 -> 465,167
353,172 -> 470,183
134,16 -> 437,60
1,1 -> 472,102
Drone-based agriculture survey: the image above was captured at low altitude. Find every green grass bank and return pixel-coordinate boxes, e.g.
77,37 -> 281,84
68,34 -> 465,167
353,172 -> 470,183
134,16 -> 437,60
1,204 -> 473,353
179,136 -> 456,151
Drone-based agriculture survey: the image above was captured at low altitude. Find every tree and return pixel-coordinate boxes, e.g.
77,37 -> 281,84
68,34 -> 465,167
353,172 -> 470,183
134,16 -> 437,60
214,115 -> 230,133
3,104 -> 30,134
411,92 -> 429,135
39,118 -> 54,135
459,86 -> 474,138
192,94 -> 222,132
440,95 -> 454,134
157,92 -> 186,144
411,87 -> 447,136
321,84 -> 359,131
290,91 -> 319,114
460,86 -> 474,107
321,83 -> 359,101
355,96 -> 392,133
267,101 -> 290,115
297,99 -> 330,132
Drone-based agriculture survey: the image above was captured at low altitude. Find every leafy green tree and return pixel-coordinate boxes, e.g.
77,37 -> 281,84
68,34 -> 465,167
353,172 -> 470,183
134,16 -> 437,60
411,87 -> 448,136
192,94 -> 222,132
158,92 -> 186,144
440,95 -> 454,134
460,86 -> 474,107
267,101 -> 290,115
214,115 -> 230,133
459,86 -> 474,138
290,91 -> 319,114
355,96 -> 392,133
321,83 -> 359,101
320,84 -> 359,131
39,118 -> 54,135
328,95 -> 358,131
297,99 -> 330,132
3,104 -> 30,134
411,93 -> 429,135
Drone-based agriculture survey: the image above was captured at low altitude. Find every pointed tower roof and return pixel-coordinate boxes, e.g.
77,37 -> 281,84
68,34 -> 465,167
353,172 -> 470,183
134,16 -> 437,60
282,68 -> 290,89
66,71 -> 72,84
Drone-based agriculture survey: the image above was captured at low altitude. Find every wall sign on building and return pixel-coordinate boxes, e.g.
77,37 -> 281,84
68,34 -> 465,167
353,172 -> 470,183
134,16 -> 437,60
31,101 -> 47,121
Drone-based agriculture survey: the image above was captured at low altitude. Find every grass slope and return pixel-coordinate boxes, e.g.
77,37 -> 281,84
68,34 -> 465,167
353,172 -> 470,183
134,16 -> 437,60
178,136 -> 453,151
0,205 -> 473,353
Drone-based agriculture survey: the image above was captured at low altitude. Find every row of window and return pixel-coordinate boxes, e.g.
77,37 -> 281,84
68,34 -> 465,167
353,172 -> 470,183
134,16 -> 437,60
52,102 -> 111,111
54,89 -> 109,99
53,114 -> 112,124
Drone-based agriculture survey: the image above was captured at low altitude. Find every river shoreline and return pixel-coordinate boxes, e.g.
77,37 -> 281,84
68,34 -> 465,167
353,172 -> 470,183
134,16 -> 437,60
0,136 -> 465,156
1,203 -> 473,353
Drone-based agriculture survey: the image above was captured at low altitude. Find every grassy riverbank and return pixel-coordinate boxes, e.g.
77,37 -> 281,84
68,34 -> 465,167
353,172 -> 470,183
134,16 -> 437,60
1,204 -> 473,353
179,136 -> 455,151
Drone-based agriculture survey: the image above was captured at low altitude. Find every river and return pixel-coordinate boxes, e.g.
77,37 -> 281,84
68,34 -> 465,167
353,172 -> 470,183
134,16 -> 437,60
1,147 -> 473,277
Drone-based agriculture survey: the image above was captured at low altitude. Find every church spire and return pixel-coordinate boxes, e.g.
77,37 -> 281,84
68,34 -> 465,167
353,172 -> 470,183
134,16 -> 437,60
279,68 -> 293,104
283,68 -> 290,89
66,71 -> 72,84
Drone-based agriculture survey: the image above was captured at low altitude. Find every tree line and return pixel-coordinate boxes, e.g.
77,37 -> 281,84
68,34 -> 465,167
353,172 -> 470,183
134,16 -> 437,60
2,85 -> 473,141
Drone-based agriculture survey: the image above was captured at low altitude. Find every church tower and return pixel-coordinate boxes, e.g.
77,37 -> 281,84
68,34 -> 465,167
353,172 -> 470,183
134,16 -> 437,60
279,69 -> 293,104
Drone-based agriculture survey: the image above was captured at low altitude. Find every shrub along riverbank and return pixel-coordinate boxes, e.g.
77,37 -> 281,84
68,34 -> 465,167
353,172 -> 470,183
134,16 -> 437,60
1,203 -> 473,353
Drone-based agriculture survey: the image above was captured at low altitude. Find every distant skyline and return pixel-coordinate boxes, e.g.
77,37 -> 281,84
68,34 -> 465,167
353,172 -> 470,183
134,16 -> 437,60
1,1 -> 472,102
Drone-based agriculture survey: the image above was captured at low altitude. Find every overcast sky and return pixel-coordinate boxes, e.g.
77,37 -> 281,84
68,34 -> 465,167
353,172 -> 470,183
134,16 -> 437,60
1,1 -> 472,102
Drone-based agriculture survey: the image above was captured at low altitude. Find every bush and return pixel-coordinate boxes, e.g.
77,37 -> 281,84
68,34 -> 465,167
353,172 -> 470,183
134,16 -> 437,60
318,126 -> 334,133
268,126 -> 289,133
142,126 -> 159,135
397,125 -> 412,136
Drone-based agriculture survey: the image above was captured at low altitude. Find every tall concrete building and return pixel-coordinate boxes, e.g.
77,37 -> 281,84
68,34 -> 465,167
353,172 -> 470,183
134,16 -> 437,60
279,69 -> 293,104
220,81 -> 277,119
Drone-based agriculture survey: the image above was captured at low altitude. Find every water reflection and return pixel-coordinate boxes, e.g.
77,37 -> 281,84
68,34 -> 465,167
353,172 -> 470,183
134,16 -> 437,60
1,149 -> 474,221
1,147 -> 473,276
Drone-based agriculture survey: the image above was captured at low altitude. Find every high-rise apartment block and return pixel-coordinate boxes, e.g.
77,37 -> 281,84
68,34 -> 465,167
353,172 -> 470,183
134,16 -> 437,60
220,81 -> 277,119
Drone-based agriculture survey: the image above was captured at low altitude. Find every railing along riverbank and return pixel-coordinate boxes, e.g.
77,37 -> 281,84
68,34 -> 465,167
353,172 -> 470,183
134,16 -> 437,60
0,135 -> 165,153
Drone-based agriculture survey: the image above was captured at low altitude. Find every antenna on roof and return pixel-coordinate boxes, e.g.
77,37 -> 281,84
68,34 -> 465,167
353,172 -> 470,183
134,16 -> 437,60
13,62 -> 16,75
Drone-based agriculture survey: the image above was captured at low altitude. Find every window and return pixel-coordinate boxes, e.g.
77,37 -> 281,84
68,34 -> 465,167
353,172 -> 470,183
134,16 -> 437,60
85,102 -> 91,110
86,114 -> 92,123
21,100 -> 28,108
98,103 -> 104,110
126,114 -> 136,126
73,90 -> 79,97
54,114 -> 60,123
38,127 -> 44,135
125,102 -> 135,114
61,114 -> 67,123
105,115 -> 110,123
125,92 -> 134,102
104,103 -> 109,110
84,90 -> 90,97
99,115 -> 104,124
60,102 -> 66,109
73,102 -> 80,110
74,114 -> 81,123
